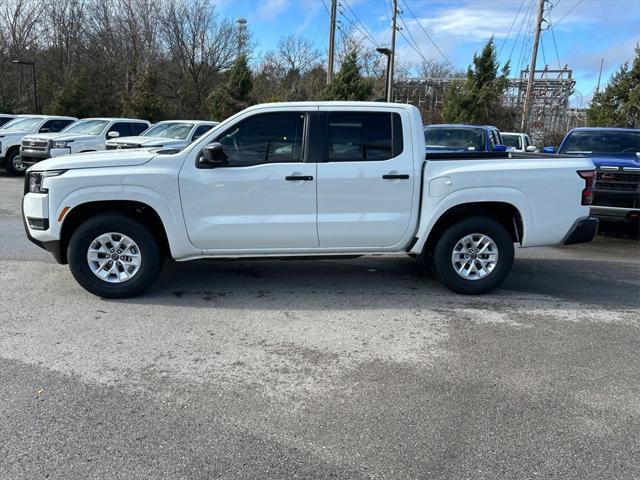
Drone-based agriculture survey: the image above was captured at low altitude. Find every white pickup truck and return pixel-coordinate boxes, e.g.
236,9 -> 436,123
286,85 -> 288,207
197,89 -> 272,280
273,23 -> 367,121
20,117 -> 150,166
22,102 -> 598,298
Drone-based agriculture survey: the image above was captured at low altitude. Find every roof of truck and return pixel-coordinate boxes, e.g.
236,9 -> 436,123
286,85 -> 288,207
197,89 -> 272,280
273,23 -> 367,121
569,127 -> 639,133
425,124 -> 498,129
5,114 -> 76,120
154,120 -> 218,124
78,117 -> 150,123
241,101 -> 418,110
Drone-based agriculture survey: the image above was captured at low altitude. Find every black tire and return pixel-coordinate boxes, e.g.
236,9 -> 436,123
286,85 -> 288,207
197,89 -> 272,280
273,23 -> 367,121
4,149 -> 27,176
432,216 -> 514,295
67,213 -> 163,298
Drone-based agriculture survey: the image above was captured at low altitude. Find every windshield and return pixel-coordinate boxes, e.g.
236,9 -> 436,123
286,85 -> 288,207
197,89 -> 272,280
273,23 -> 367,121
0,117 -> 44,132
559,131 -> 640,155
501,134 -> 522,149
143,122 -> 194,139
62,119 -> 109,135
424,127 -> 485,151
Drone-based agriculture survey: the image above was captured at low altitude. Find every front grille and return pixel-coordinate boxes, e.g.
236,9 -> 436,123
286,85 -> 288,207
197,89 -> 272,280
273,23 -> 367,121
106,143 -> 141,150
21,139 -> 49,151
595,170 -> 640,192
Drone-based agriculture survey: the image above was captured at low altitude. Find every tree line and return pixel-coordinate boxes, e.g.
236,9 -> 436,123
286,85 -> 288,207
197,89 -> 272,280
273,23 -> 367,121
1,0 -> 637,131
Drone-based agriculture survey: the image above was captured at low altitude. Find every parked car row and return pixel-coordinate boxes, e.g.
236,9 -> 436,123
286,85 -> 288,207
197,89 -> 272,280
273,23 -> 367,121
422,122 -> 639,226
0,114 -> 219,176
423,124 -> 538,153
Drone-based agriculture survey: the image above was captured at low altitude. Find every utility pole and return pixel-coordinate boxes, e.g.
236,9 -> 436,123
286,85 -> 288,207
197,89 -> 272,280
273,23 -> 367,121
595,58 -> 604,94
327,0 -> 337,84
520,0 -> 546,131
387,0 -> 398,102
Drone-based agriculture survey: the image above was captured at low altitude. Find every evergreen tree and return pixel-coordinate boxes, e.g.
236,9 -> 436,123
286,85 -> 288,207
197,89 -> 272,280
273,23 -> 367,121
320,51 -> 372,101
587,46 -> 640,128
122,67 -> 164,123
442,38 -> 511,128
207,54 -> 253,120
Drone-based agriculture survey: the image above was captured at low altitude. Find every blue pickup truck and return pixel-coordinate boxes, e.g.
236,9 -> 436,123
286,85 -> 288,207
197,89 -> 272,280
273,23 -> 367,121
423,124 -> 507,153
550,127 -> 640,223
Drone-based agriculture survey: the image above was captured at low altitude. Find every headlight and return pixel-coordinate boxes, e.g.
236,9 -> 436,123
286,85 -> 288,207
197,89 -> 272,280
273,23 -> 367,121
52,140 -> 73,148
26,170 -> 67,194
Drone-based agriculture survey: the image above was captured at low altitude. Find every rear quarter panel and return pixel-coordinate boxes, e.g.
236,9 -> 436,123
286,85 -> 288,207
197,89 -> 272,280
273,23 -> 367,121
412,156 -> 594,252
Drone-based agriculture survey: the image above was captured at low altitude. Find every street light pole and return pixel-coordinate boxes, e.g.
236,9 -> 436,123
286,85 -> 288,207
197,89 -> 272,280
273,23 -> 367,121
12,60 -> 38,113
377,48 -> 392,101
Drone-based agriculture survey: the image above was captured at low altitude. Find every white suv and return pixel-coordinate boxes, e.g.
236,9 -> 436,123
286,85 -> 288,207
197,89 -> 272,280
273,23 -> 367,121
0,115 -> 77,175
106,120 -> 218,151
21,118 -> 150,166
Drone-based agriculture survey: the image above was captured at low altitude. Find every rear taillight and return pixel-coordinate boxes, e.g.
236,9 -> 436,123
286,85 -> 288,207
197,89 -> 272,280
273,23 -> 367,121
578,170 -> 595,205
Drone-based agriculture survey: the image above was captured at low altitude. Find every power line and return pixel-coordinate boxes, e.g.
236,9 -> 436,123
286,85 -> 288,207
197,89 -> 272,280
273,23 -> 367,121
508,0 -> 535,65
548,17 -> 562,68
498,0 -> 527,57
400,0 -> 454,69
342,0 -> 379,46
554,0 -> 584,27
397,13 -> 430,65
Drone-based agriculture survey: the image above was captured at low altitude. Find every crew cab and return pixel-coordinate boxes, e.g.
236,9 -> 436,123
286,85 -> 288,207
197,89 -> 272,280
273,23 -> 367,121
20,117 -> 150,166
106,120 -> 218,151
23,102 -> 597,298
553,127 -> 640,223
0,115 -> 77,175
424,124 -> 507,153
501,132 -> 538,153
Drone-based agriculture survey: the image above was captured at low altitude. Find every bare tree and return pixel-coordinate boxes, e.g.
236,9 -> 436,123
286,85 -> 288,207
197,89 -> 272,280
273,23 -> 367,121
160,0 -> 237,115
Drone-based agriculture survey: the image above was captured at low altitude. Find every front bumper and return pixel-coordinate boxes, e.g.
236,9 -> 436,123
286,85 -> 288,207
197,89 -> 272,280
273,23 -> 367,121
562,217 -> 599,245
22,191 -> 65,263
591,205 -> 640,223
21,147 -> 50,165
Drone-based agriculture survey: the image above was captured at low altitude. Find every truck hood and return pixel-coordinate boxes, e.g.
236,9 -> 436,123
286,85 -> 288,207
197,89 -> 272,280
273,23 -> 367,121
29,150 -> 155,171
107,136 -> 187,147
24,132 -> 98,142
587,153 -> 640,169
0,130 -> 28,140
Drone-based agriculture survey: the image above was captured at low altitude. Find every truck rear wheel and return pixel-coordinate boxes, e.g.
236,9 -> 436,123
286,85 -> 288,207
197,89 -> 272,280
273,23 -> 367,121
67,213 -> 163,298
433,216 -> 514,294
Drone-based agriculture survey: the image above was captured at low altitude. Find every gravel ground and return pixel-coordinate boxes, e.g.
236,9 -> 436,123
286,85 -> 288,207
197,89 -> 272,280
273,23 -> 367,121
1,173 -> 639,479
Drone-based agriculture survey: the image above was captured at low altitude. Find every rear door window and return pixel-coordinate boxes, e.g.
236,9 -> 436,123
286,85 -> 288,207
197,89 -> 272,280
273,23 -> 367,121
130,122 -> 149,136
109,122 -> 133,137
325,112 -> 403,161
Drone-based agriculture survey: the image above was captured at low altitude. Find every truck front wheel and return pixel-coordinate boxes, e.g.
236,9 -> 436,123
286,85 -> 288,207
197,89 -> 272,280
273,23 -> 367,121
4,149 -> 27,176
433,216 -> 514,294
67,213 -> 163,298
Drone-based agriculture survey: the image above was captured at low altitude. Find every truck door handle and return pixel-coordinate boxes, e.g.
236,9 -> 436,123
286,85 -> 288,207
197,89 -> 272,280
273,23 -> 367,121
285,175 -> 313,181
382,174 -> 410,180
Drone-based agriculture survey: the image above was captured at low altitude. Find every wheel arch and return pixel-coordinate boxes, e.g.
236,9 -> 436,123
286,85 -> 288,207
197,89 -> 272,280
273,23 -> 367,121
420,201 -> 524,256
58,200 -> 170,264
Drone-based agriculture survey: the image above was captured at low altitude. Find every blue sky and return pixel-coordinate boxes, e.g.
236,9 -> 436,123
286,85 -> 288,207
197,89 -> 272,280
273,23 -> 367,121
215,0 -> 640,106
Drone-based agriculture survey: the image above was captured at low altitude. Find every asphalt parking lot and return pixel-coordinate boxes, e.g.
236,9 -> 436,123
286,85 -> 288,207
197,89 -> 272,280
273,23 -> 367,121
1,173 -> 639,479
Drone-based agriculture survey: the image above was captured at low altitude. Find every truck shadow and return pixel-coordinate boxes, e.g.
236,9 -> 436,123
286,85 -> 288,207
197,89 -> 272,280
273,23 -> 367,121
118,255 -> 640,311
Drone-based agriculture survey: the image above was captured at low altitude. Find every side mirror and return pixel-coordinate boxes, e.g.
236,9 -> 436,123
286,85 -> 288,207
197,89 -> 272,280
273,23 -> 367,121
198,142 -> 228,168
526,145 -> 537,152
107,131 -> 120,138
493,145 -> 507,152
543,146 -> 556,154
39,127 -> 51,133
